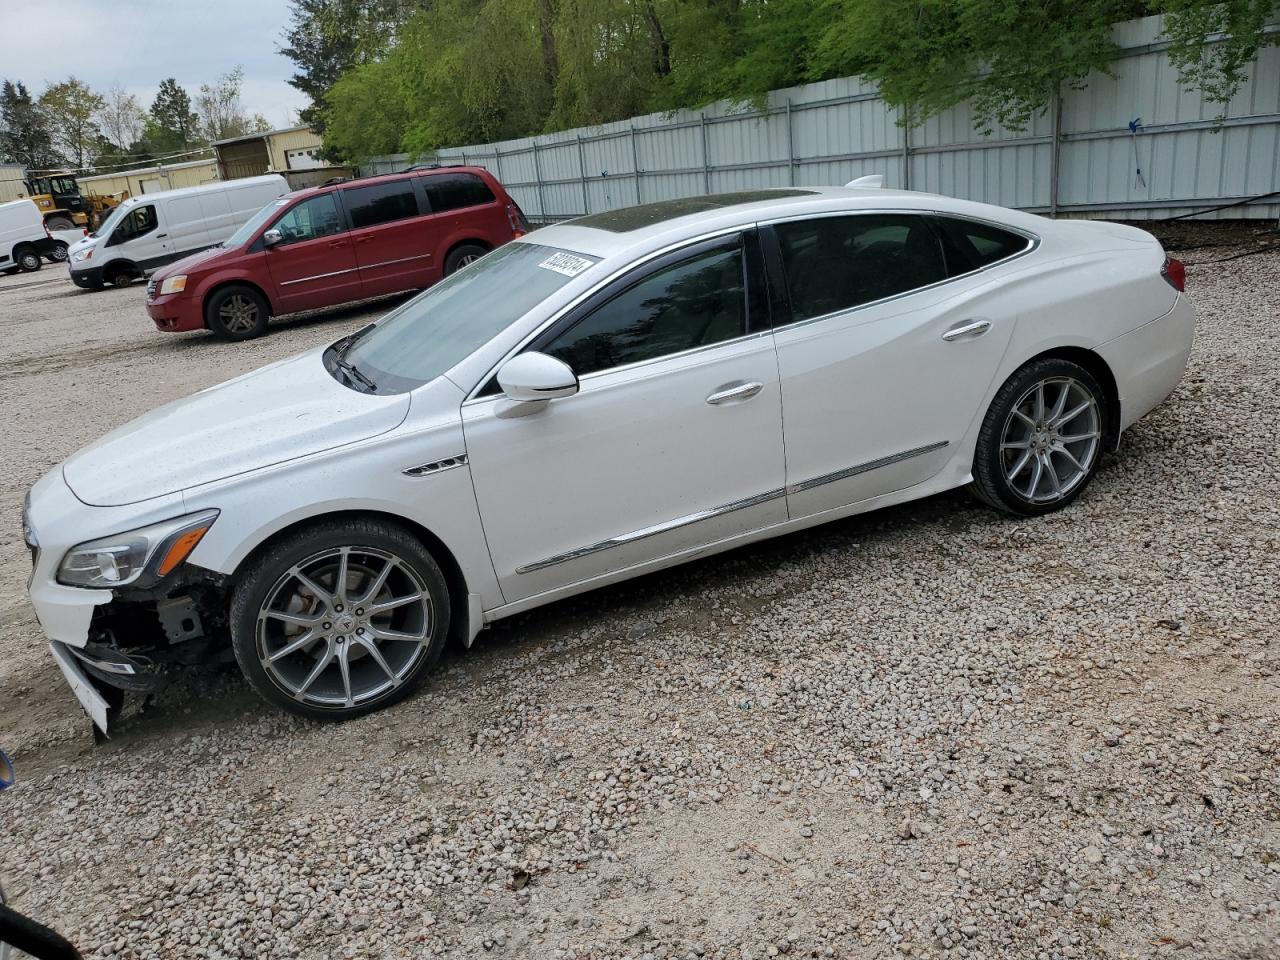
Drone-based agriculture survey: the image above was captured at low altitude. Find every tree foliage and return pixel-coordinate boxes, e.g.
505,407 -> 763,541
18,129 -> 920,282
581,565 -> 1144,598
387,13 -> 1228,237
305,0 -> 1280,159
0,80 -> 58,169
196,67 -> 270,142
39,77 -> 105,168
148,78 -> 201,153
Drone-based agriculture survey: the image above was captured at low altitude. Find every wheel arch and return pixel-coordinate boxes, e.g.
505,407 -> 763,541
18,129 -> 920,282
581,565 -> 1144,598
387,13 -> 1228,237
227,508 -> 473,648
443,237 -> 491,265
1021,345 -> 1121,450
102,258 -> 140,282
200,278 -> 276,327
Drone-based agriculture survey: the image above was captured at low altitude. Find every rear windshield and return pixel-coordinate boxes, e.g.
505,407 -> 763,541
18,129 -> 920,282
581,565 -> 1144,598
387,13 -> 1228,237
339,242 -> 599,393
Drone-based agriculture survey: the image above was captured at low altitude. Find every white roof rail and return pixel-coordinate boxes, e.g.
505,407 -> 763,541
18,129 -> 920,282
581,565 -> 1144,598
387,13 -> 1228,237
845,174 -> 885,189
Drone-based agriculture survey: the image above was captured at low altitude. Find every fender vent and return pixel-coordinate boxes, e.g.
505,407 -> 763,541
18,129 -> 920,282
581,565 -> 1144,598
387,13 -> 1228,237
403,454 -> 468,477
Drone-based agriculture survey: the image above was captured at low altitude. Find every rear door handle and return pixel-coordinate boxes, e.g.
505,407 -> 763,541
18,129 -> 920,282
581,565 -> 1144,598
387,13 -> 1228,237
942,319 -> 992,342
328,240 -> 347,248
706,380 -> 764,405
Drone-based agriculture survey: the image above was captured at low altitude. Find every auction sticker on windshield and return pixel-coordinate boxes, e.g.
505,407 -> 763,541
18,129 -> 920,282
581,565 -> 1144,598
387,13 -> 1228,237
538,251 -> 595,277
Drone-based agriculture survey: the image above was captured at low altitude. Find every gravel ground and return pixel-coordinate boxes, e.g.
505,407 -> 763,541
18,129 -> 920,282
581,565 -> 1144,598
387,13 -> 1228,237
0,225 -> 1277,960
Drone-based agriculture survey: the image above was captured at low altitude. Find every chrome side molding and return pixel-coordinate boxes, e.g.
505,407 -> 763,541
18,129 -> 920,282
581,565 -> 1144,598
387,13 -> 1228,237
787,441 -> 949,495
403,454 -> 469,477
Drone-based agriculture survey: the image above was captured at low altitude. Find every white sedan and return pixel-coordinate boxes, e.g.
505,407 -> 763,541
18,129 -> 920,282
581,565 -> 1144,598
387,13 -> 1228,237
23,184 -> 1195,732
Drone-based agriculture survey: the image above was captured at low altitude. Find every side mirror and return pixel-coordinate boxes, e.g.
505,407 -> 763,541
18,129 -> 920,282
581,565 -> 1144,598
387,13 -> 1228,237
497,352 -> 579,402
262,228 -> 283,248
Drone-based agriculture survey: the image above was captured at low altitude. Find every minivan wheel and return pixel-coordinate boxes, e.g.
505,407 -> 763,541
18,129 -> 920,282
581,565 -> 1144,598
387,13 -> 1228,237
230,519 -> 451,721
15,247 -> 41,272
970,358 -> 1107,517
207,285 -> 270,341
444,243 -> 488,276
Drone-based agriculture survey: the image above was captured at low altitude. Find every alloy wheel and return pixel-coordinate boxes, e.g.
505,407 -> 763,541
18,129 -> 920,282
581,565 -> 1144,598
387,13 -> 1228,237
1000,376 -> 1101,504
255,546 -> 434,709
218,295 -> 260,334
458,253 -> 480,267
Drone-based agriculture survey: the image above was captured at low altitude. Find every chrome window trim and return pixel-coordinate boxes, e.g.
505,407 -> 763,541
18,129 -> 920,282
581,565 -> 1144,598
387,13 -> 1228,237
761,208 -> 1039,332
281,267 -> 360,286
516,486 -> 786,574
787,441 -> 950,495
462,225 -> 747,404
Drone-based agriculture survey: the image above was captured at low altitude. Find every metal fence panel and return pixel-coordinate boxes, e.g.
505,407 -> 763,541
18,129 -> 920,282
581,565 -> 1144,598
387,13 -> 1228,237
363,13 -> 1280,222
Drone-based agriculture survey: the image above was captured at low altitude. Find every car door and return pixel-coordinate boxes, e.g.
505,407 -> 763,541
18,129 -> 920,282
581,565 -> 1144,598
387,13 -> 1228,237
462,232 -> 787,604
342,178 -> 433,297
765,212 -> 1026,518
263,193 -> 361,313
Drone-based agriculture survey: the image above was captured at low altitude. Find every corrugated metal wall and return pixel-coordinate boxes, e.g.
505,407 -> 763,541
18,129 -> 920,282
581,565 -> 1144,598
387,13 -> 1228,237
361,14 -> 1280,223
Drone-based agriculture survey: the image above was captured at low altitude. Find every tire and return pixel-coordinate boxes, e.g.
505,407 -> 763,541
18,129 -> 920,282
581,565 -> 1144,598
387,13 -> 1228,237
46,242 -> 69,264
44,215 -> 76,232
206,285 -> 270,341
105,264 -> 137,287
969,358 -> 1107,517
230,518 -> 451,721
443,243 -> 488,276
15,246 -> 41,272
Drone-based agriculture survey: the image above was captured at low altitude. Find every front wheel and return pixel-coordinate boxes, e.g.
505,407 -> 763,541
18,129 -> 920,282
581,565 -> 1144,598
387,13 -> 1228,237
47,242 -> 69,263
969,358 -> 1107,516
230,519 -> 451,721
206,285 -> 270,340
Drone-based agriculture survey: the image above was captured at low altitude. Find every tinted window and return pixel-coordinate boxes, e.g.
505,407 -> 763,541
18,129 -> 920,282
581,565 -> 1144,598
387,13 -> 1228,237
344,180 -> 420,229
773,214 -> 946,322
271,194 -> 344,244
542,243 -> 746,376
423,173 -> 495,213
109,204 -> 158,244
932,216 -> 1030,275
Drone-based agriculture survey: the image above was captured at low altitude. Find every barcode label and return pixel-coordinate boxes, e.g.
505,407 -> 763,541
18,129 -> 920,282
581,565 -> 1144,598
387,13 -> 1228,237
538,251 -> 594,277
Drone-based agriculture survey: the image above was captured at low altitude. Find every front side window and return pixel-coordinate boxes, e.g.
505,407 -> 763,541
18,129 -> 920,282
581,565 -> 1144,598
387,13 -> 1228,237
108,205 -> 158,245
931,216 -> 1031,275
541,242 -> 747,376
773,214 -> 946,323
422,173 -> 496,213
343,180 -> 420,229
271,194 -> 344,244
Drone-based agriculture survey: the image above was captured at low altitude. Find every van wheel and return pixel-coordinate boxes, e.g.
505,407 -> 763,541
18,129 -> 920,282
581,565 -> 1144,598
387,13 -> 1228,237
444,243 -> 488,276
105,264 -> 137,287
207,285 -> 270,341
15,246 -> 41,272
47,243 -> 69,263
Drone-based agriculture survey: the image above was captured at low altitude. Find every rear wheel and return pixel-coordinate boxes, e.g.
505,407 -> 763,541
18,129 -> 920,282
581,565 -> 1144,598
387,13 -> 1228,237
230,519 -> 450,721
15,246 -> 41,272
970,358 -> 1107,516
46,242 -> 69,263
207,285 -> 270,340
444,243 -> 488,276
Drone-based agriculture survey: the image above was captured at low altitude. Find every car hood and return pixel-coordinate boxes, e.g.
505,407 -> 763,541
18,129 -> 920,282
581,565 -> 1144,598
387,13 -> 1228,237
63,349 -> 411,507
154,244 -> 230,282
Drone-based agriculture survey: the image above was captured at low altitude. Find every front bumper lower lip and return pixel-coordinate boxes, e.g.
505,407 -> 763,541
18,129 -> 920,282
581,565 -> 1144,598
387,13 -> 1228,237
48,642 -> 110,733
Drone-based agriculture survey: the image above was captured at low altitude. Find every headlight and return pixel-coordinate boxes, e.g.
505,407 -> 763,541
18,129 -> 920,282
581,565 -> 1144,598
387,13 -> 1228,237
71,248 -> 92,263
159,274 -> 188,296
57,509 -> 219,589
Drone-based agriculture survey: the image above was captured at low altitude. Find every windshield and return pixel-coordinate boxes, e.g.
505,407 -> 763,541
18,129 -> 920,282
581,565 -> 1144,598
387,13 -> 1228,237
94,202 -> 129,237
340,242 -> 599,393
225,197 -> 291,249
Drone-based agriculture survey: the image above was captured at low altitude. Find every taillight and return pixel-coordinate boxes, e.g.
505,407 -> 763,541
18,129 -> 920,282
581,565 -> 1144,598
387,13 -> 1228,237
1161,256 -> 1185,293
507,202 -> 529,238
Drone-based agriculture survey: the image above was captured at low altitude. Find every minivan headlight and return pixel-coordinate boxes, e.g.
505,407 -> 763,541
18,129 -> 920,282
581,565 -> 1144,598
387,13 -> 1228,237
159,275 -> 188,296
57,510 -> 219,589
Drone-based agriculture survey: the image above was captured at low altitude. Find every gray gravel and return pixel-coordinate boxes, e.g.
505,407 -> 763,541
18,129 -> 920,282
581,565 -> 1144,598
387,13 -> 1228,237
0,231 -> 1277,960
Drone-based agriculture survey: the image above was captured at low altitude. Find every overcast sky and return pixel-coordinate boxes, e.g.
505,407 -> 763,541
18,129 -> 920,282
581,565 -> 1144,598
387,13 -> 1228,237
1,0 -> 308,130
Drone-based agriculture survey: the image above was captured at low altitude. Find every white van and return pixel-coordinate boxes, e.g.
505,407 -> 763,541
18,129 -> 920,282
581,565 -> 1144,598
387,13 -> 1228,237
68,174 -> 288,289
0,198 -> 60,274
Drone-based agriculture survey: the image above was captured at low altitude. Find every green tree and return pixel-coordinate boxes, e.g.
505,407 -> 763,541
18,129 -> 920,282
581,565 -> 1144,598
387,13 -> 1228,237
1162,0 -> 1280,106
0,79 -> 57,168
196,67 -> 261,141
39,77 -> 105,168
148,78 -> 200,153
98,85 -> 146,152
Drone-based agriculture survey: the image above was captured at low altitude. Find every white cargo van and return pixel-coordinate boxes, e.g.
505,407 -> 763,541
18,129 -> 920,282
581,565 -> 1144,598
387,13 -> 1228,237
68,174 -> 288,289
0,198 -> 60,274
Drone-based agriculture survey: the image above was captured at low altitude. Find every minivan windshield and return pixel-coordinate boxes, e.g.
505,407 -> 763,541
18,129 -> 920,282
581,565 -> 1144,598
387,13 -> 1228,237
225,197 -> 291,249
337,242 -> 600,393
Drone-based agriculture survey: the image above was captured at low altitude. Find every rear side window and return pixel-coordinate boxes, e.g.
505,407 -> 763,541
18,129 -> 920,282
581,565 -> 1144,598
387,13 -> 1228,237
343,180 -> 420,229
772,214 -> 946,322
932,216 -> 1030,275
423,173 -> 496,213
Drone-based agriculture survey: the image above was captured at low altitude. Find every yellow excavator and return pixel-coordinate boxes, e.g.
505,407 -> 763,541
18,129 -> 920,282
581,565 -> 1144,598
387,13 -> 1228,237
24,173 -> 126,230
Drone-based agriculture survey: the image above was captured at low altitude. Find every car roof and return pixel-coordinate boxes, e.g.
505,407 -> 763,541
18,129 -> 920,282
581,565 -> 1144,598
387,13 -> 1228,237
287,165 -> 497,202
525,186 -> 1050,260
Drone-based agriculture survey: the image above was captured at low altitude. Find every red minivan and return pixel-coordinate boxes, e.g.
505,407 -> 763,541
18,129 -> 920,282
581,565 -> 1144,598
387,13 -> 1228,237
146,166 -> 529,340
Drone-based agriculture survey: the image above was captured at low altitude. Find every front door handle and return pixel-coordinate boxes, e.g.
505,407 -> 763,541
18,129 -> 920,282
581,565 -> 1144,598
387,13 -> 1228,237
706,380 -> 764,405
942,319 -> 992,342
155,233 -> 168,239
